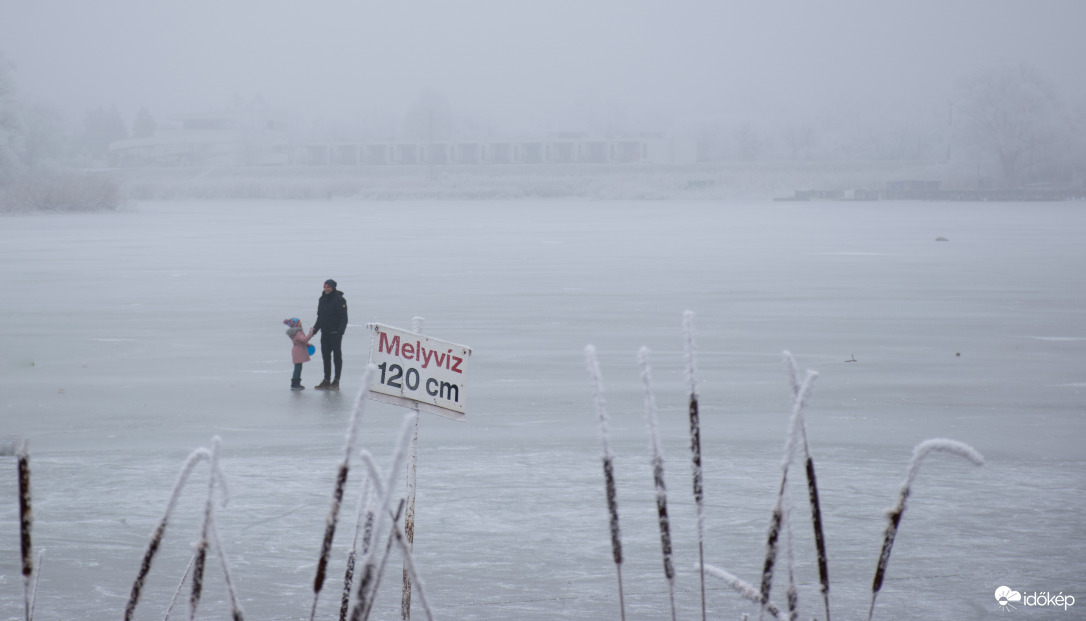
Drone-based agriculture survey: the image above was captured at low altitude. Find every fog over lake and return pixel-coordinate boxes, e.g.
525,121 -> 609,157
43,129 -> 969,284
3,1 -> 1085,134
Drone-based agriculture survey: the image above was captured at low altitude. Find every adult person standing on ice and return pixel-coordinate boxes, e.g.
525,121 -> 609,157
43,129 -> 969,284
312,278 -> 348,390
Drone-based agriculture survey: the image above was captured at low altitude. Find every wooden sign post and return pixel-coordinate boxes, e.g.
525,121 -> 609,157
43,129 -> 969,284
365,321 -> 471,619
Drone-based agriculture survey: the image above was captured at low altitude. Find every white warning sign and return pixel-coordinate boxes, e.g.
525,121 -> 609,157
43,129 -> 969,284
365,323 -> 471,421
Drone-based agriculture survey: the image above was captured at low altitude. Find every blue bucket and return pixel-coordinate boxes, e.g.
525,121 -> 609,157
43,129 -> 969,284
307,345 -> 316,355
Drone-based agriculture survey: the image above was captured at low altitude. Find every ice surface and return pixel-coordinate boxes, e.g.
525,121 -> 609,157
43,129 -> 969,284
1,199 -> 1085,620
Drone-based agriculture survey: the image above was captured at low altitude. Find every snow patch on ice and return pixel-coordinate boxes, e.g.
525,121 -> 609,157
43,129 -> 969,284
94,585 -> 123,599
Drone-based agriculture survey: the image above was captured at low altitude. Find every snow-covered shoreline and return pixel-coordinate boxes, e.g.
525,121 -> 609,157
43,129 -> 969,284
112,161 -> 954,202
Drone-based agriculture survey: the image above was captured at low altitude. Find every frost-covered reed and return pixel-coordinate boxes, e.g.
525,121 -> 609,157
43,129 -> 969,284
341,478 -> 375,621
310,364 -> 376,621
782,503 -> 797,621
16,440 -> 33,621
29,550 -> 42,621
582,317 -> 988,621
704,564 -> 788,621
125,445 -> 213,621
347,413 -> 418,621
638,347 -> 677,621
758,367 -> 817,621
189,437 -> 229,621
683,310 -> 708,621
584,345 -> 627,621
784,351 -> 830,621
357,453 -> 435,621
358,498 -> 406,621
119,436 -> 234,621
866,438 -> 984,621
163,554 -> 195,621
210,514 -> 243,620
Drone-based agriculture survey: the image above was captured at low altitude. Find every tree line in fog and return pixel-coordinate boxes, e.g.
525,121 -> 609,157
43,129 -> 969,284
2,54 -> 1084,195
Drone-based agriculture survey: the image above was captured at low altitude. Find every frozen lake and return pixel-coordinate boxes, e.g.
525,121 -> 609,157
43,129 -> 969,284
2,199 -> 1084,620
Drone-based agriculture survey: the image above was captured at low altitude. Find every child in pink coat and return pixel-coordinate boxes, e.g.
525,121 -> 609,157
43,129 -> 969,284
283,318 -> 315,390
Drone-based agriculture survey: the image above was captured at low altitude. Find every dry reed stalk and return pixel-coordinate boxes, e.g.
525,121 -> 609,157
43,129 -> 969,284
311,461 -> 350,619
638,347 -> 677,621
704,563 -> 788,621
311,364 -> 377,621
188,542 -> 207,618
805,453 -> 829,618
866,438 -> 984,621
585,345 -> 627,621
162,553 -> 195,620
189,437 -> 224,621
352,556 -> 377,619
16,441 -> 32,621
758,505 -> 783,621
29,550 -> 43,621
783,352 -> 831,621
341,548 -> 357,621
683,310 -> 708,621
782,504 -> 798,621
210,517 -> 244,620
347,414 -> 418,621
125,446 -> 213,621
758,370 -> 817,621
341,479 -> 375,621
358,462 -> 435,621
360,500 -> 406,621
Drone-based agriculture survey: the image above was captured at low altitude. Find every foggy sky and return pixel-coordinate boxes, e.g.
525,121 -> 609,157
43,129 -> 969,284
2,0 -> 1084,133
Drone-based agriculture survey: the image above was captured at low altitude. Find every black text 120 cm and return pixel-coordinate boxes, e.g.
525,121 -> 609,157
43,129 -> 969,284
377,362 -> 460,402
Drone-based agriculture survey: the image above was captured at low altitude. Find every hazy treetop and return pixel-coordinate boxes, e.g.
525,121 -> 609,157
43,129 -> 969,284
1,0 -> 1084,130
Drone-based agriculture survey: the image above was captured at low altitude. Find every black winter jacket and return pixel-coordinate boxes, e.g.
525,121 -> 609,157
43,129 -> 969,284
313,290 -> 348,335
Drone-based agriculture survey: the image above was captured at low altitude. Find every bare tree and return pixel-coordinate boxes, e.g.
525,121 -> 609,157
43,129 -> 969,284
0,54 -> 25,184
132,106 -> 157,138
954,61 -> 1067,187
733,122 -> 762,162
401,89 -> 456,142
78,104 -> 128,164
781,122 -> 815,161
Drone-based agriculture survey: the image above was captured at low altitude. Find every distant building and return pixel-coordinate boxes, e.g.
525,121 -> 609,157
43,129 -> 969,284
109,106 -> 290,167
883,180 -> 943,199
886,180 -> 942,192
111,110 -> 698,168
292,135 -> 698,166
